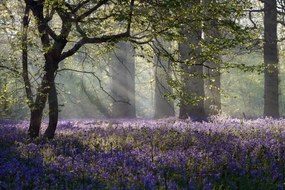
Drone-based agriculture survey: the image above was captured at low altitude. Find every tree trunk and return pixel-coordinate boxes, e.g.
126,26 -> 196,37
110,42 -> 136,118
21,4 -> 46,139
29,108 -> 44,138
28,59 -> 58,138
153,39 -> 175,118
28,81 -> 48,138
178,0 -> 206,121
24,0 -> 68,138
44,80 -> 58,139
263,0 -> 279,118
203,0 -> 221,116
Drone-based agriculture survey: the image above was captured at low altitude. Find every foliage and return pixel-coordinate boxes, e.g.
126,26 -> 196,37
0,74 -> 28,119
0,0 -> 261,120
153,0 -> 256,106
221,52 -> 264,118
221,51 -> 285,118
0,1 -> 31,119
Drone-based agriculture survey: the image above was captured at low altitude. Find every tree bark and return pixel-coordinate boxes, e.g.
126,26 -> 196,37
28,57 -> 58,138
29,109 -> 44,138
44,79 -> 58,139
28,75 -> 49,138
263,0 -> 279,118
153,39 -> 175,118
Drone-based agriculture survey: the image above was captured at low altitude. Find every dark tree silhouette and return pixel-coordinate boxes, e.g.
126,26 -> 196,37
22,0 -> 136,138
263,0 -> 279,118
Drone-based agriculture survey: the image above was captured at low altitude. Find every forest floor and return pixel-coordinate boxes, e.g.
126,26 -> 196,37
0,117 -> 285,189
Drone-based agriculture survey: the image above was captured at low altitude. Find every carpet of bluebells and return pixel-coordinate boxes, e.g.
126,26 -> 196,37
1,117 -> 285,189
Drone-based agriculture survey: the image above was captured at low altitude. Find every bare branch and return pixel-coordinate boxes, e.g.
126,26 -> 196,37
75,22 -> 87,37
45,25 -> 61,41
57,68 -> 130,104
129,37 -> 153,44
74,0 -> 92,13
0,65 -> 20,74
76,0 -> 109,21
60,31 -> 129,60
81,79 -> 111,117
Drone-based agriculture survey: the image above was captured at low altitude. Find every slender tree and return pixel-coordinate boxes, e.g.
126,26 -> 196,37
22,0 -> 138,138
178,0 -> 206,120
263,0 -> 279,118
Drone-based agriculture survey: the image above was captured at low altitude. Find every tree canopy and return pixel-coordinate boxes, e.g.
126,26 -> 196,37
0,0 -> 260,138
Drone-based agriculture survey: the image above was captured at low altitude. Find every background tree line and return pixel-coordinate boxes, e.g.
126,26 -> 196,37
0,0 -> 284,139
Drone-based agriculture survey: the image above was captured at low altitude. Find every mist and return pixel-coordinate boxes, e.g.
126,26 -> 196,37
45,46 -> 284,120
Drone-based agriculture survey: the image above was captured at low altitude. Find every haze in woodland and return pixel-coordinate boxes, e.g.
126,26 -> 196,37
2,1 -> 285,189
0,0 -> 284,136
0,0 -> 284,138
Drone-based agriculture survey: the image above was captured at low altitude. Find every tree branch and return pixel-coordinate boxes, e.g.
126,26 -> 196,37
57,68 -> 130,104
127,0 -> 135,34
74,0 -> 92,13
76,0 -> 109,21
0,65 -> 20,74
60,31 -> 129,61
